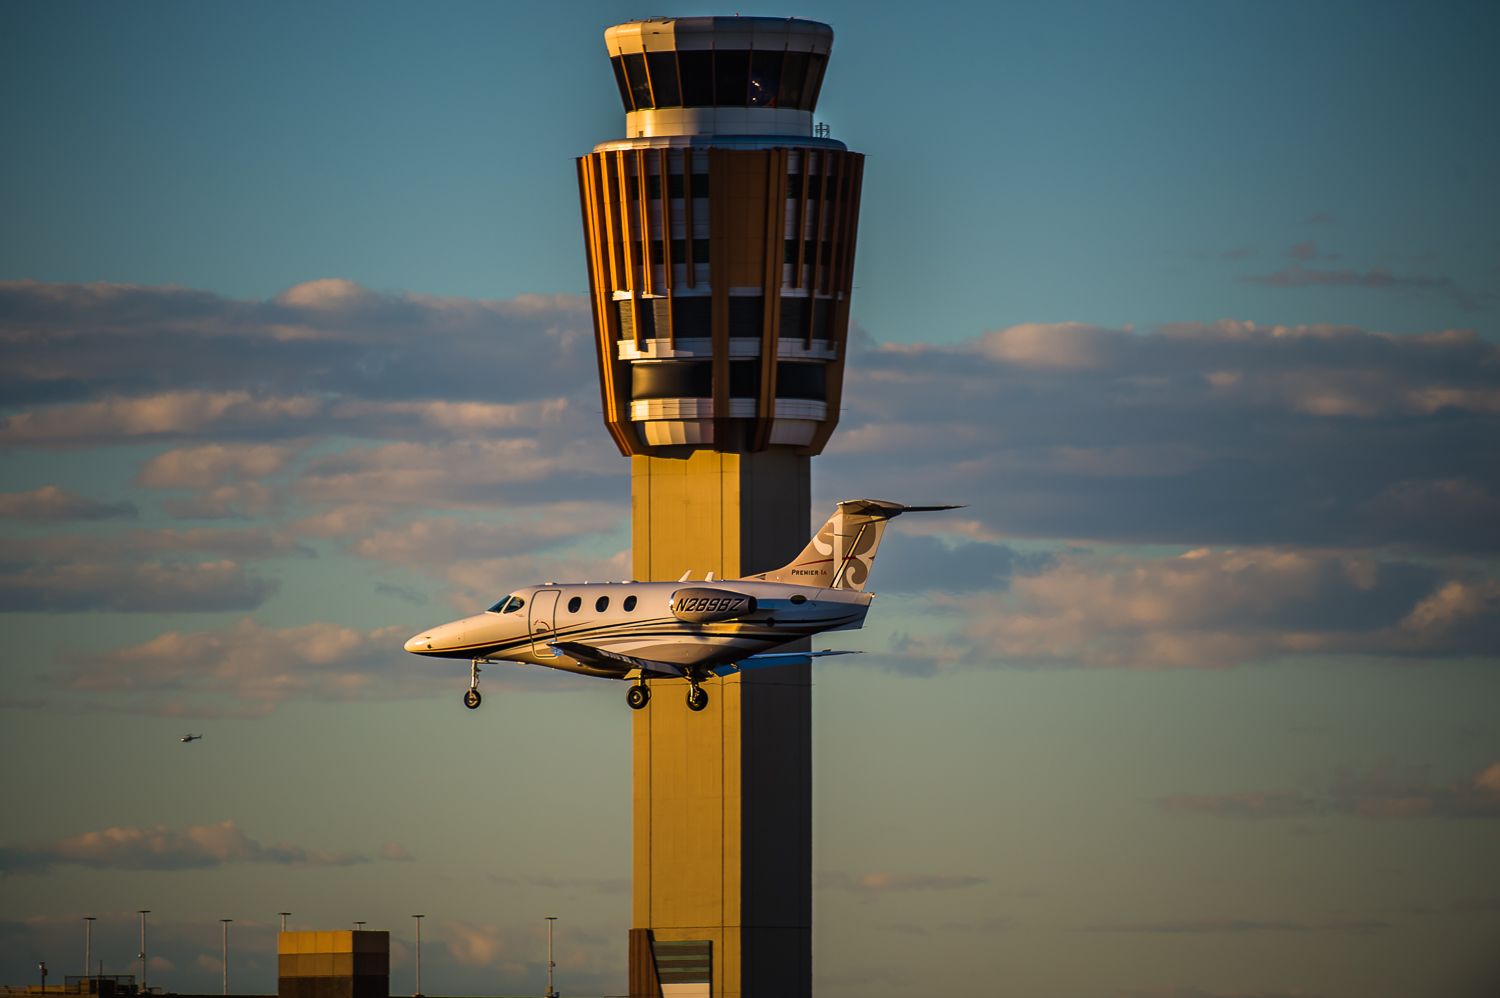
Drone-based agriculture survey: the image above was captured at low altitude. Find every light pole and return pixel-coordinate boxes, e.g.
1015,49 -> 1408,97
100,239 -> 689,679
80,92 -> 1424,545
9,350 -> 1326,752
544,917 -> 558,998
410,915 -> 424,998
83,917 -> 96,980
136,910 -> 150,994
219,920 -> 232,996
279,913 -> 291,933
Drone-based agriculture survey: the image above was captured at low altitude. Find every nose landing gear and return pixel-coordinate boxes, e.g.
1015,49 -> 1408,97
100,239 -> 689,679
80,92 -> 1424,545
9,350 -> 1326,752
463,659 -> 483,709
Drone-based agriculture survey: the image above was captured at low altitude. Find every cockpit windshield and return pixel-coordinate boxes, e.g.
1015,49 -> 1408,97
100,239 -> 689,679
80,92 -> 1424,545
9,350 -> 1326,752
486,594 -> 526,614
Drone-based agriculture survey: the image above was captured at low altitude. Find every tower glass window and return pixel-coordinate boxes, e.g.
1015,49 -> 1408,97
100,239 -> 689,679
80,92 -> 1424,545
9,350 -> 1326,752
803,53 -> 829,108
749,50 -> 783,106
623,52 -> 652,110
678,50 -> 715,106
646,51 -> 681,107
611,57 -> 633,110
780,51 -> 809,107
713,50 -> 750,105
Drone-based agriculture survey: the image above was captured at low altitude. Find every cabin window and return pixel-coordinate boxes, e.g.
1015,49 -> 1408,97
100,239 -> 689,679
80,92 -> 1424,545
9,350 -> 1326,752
623,595 -> 638,612
568,596 -> 582,613
596,595 -> 610,612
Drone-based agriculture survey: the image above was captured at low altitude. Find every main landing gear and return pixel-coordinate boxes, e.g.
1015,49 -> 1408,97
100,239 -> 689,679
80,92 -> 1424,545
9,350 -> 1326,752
463,659 -> 483,709
623,679 -> 709,712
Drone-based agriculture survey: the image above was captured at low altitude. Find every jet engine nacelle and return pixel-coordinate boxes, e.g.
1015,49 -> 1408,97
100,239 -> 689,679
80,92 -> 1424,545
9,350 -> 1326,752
670,587 -> 758,623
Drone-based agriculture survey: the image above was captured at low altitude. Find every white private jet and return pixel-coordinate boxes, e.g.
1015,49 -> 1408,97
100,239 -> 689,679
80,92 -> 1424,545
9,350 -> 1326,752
404,499 -> 959,712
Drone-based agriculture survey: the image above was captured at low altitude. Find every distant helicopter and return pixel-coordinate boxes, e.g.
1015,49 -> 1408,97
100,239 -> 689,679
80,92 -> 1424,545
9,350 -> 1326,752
180,733 -> 203,743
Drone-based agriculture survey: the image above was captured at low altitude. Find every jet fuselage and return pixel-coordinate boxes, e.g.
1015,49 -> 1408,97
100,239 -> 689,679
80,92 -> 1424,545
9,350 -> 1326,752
404,579 -> 871,680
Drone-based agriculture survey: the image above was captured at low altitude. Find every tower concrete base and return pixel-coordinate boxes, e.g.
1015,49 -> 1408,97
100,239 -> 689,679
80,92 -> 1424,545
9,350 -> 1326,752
629,450 -> 812,998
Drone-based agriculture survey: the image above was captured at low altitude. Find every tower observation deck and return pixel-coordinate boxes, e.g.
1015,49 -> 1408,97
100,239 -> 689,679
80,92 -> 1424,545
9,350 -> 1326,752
577,16 -> 864,456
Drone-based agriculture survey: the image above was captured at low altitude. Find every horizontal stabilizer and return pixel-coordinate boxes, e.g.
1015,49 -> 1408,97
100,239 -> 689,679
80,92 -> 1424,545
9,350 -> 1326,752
710,649 -> 860,676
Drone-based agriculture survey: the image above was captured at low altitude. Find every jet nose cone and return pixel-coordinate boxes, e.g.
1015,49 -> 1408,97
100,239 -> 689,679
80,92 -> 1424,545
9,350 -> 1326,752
404,632 -> 433,654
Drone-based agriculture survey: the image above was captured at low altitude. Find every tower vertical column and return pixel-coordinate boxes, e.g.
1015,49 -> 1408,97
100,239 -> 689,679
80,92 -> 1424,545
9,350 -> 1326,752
632,451 -> 811,998
575,17 -> 861,996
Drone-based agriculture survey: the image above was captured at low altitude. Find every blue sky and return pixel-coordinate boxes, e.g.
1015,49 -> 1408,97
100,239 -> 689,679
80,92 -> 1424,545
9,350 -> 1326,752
2,2 -> 1498,997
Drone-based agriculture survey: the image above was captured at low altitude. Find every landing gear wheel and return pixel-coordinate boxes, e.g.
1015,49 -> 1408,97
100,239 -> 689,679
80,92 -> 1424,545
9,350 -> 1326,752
463,688 -> 482,710
686,685 -> 709,712
626,684 -> 651,710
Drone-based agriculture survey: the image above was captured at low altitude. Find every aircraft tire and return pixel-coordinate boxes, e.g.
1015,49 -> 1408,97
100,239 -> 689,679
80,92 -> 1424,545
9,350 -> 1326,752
686,685 -> 709,712
627,685 -> 650,710
463,689 -> 482,709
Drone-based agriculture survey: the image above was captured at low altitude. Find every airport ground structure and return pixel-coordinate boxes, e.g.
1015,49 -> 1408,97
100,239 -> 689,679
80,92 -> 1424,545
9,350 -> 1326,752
576,16 -> 864,998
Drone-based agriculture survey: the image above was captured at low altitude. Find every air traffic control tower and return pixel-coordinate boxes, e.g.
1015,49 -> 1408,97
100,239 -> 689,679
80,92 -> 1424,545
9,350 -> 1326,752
575,16 -> 863,997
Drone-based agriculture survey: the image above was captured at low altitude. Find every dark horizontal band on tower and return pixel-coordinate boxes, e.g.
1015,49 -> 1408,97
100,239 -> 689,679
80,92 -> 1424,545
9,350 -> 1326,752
632,360 -> 827,401
618,298 -> 837,340
612,49 -> 828,112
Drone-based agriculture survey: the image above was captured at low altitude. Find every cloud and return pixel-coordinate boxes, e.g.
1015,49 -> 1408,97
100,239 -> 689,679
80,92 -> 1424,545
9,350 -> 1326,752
1092,916 -> 1388,935
1119,988 -> 1325,998
440,921 -> 529,976
136,443 -> 304,489
0,560 -> 276,613
1245,265 -> 1484,310
819,871 -> 987,893
0,528 -> 309,614
379,841 -> 414,861
1158,760 -> 1500,821
0,484 -> 136,521
0,820 -> 369,873
63,618 -> 419,715
295,438 -> 620,510
7,282 -> 1498,560
0,279 -> 593,426
895,547 -> 1498,672
346,503 -> 620,569
0,391 -> 324,445
870,533 -> 1049,594
822,321 -> 1500,555
487,873 -> 630,895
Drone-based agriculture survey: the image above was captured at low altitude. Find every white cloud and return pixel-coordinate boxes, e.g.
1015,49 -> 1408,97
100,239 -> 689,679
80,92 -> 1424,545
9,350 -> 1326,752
66,618 -> 415,714
0,484 -> 137,520
1159,760 -> 1500,821
0,559 -> 277,613
0,820 -> 371,873
0,391 -> 323,444
136,443 -> 304,489
890,547 -> 1496,672
296,439 -> 618,509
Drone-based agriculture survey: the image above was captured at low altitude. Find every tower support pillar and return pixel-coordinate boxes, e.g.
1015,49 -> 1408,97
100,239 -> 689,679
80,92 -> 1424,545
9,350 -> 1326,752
630,449 -> 812,998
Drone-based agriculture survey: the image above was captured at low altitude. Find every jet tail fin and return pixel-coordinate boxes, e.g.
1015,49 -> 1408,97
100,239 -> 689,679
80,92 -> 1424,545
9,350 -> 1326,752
742,499 -> 962,591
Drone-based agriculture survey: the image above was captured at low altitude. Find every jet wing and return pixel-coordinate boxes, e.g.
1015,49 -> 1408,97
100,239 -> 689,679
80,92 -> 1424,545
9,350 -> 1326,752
709,649 -> 860,676
549,641 -> 687,678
